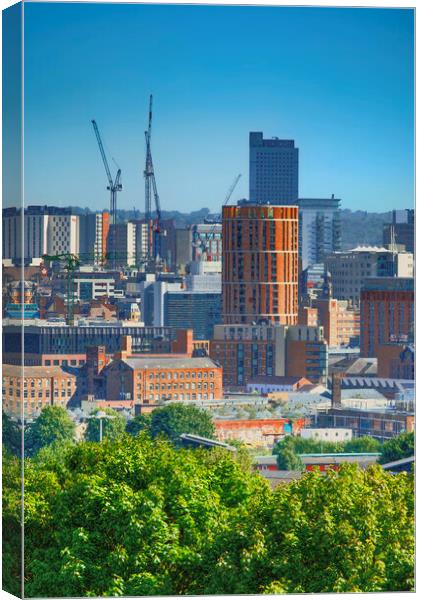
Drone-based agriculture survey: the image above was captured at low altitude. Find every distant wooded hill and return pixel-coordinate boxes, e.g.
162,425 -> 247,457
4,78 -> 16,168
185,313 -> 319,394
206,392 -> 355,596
69,206 -> 398,249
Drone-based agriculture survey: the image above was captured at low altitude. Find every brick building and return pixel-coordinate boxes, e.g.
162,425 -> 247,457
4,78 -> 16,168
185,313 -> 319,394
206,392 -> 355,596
377,344 -> 414,379
210,322 -> 327,388
360,277 -> 414,358
102,335 -> 222,405
215,417 -> 306,447
2,364 -> 77,419
222,203 -> 298,325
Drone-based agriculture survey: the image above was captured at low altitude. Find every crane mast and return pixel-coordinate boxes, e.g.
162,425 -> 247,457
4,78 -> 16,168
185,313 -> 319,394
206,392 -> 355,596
143,95 -> 163,268
91,119 -> 122,269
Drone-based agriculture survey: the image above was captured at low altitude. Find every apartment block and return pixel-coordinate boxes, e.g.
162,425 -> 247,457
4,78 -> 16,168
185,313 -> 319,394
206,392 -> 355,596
210,322 -> 327,388
222,202 -> 298,325
360,277 -> 414,358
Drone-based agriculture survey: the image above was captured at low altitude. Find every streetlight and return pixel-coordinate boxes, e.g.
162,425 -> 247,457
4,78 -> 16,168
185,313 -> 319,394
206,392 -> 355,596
87,410 -> 115,442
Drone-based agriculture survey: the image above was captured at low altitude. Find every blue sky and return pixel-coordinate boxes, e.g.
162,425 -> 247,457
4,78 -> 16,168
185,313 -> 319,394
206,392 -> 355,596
23,2 -> 414,213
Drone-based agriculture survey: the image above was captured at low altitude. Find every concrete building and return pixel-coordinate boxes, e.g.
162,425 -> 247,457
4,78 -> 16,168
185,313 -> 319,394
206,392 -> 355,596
300,428 -> 352,442
73,272 -> 116,301
2,364 -> 78,419
3,205 -> 79,264
325,246 -> 413,305
107,222 -> 137,266
210,322 -> 327,388
222,202 -> 299,325
47,214 -> 79,256
3,320 -> 181,360
249,132 -> 299,204
383,209 -> 414,253
315,406 -> 414,441
246,376 -> 312,395
360,277 -> 414,358
191,222 -> 222,263
298,197 -> 341,270
164,292 -> 221,340
79,211 -> 110,262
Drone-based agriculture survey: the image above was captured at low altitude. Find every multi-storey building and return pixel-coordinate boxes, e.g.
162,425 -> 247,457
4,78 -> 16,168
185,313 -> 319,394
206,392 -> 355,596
377,344 -> 414,380
222,202 -> 298,325
103,337 -> 222,404
325,247 -> 413,305
249,132 -> 299,204
47,213 -> 79,256
107,222 -> 137,266
164,291 -> 221,340
3,205 -> 79,264
383,209 -> 414,253
3,321 -> 181,361
298,197 -> 341,270
79,211 -> 110,262
210,322 -> 327,388
360,277 -> 414,358
2,364 -> 78,419
191,222 -> 222,262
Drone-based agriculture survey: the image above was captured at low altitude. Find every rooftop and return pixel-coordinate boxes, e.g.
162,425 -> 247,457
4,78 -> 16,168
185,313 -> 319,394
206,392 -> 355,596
123,356 -> 219,370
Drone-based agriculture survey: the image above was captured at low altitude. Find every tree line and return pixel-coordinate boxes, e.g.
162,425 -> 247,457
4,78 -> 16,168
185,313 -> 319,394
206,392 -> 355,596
3,429 -> 414,596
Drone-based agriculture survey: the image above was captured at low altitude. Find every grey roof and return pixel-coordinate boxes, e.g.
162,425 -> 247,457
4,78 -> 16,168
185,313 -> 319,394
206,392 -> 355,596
123,356 -> 218,370
248,376 -> 307,386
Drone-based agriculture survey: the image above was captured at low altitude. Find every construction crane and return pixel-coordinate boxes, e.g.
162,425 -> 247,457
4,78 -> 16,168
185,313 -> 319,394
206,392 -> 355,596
91,119 -> 122,269
195,174 -> 242,260
144,94 -> 163,267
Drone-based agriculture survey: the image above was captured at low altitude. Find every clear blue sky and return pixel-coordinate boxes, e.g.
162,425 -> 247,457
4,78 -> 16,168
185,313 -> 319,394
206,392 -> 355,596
23,2 -> 414,213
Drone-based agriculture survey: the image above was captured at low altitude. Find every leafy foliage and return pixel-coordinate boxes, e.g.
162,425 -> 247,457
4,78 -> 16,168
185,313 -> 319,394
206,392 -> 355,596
148,403 -> 215,445
84,407 -> 126,442
25,406 -> 76,456
379,432 -> 414,465
2,451 -> 23,597
2,411 -> 22,457
273,435 -> 381,470
5,432 -> 413,597
125,413 -> 152,436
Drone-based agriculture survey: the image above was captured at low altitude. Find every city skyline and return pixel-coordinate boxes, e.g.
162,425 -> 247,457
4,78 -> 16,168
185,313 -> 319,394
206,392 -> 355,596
22,4 -> 414,213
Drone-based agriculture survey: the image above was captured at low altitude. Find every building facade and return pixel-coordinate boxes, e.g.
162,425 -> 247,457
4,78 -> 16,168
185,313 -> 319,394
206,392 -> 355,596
2,364 -> 78,419
191,223 -> 223,263
360,277 -> 414,358
222,203 -> 298,324
383,209 -> 414,253
210,322 -> 327,388
298,197 -> 341,270
249,132 -> 299,204
325,247 -> 413,305
103,354 -> 223,404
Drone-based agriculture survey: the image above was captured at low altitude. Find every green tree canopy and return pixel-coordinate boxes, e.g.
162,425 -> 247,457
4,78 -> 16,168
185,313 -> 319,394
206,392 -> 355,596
149,403 -> 215,445
379,431 -> 414,464
9,434 -> 413,597
125,413 -> 152,436
2,411 -> 22,457
84,407 -> 126,442
273,435 -> 382,470
25,405 -> 76,456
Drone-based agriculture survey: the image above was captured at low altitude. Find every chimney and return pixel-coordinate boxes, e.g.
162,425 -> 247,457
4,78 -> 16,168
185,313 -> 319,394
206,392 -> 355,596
331,371 -> 344,408
114,335 -> 133,361
171,329 -> 194,356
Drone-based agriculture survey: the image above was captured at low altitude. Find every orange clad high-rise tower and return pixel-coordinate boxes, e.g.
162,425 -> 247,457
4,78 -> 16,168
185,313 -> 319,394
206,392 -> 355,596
222,203 -> 298,325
